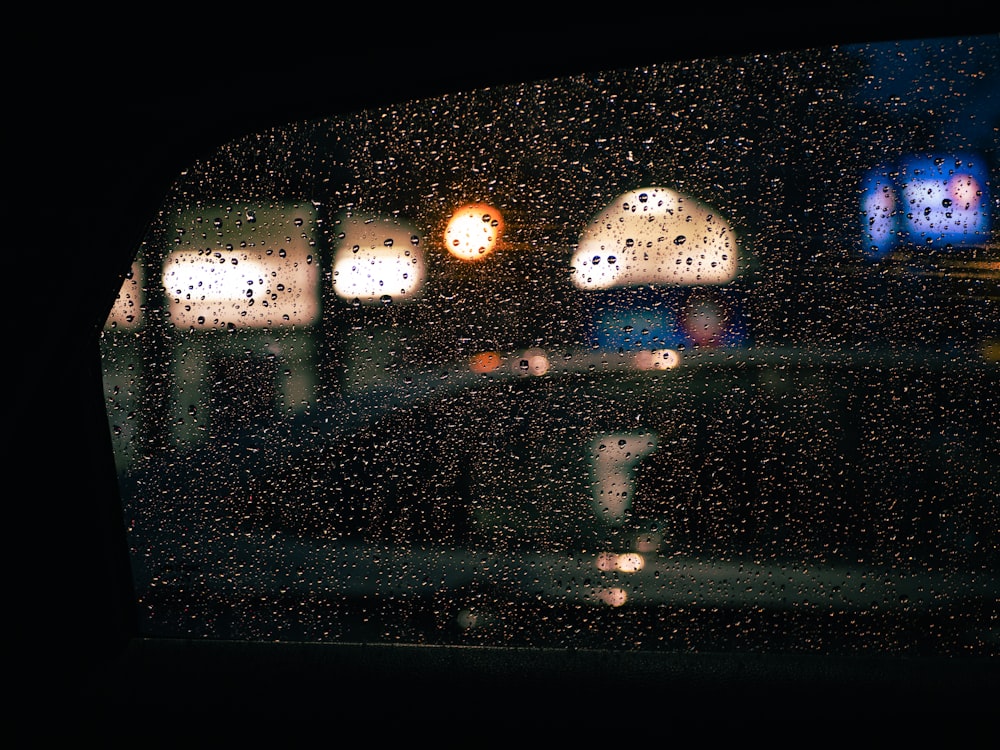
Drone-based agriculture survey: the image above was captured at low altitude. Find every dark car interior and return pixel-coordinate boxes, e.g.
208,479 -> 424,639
17,11 -> 998,743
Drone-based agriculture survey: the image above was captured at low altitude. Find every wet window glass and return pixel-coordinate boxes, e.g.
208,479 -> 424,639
102,34 -> 998,655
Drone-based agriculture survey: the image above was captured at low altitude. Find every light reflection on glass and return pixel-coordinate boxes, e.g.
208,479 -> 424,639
163,249 -> 319,328
162,205 -> 320,329
595,587 -> 629,607
444,202 -> 504,260
469,351 -> 503,373
571,187 -> 738,290
633,348 -> 681,370
512,347 -> 550,376
597,552 -> 645,572
332,213 -> 426,303
899,154 -> 989,246
860,169 -> 898,259
105,262 -> 143,329
861,152 -> 991,259
589,432 -> 659,525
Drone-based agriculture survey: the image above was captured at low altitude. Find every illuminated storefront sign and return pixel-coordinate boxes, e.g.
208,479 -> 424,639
861,152 -> 991,259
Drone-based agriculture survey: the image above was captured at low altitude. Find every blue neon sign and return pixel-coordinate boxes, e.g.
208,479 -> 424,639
860,152 -> 991,260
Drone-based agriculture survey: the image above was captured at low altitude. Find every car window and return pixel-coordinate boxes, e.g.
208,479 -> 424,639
101,33 -> 998,656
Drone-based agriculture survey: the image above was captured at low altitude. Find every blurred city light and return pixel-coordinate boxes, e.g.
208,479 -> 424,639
589,432 -> 659,525
586,286 -> 750,355
595,587 -> 629,607
332,213 -> 426,303
633,348 -> 681,370
899,154 -> 989,244
469,351 -> 503,373
511,347 -> 550,376
105,261 -> 143,329
163,249 -> 319,328
162,205 -> 320,329
444,202 -> 504,260
681,294 -> 729,347
597,552 -> 645,572
860,152 -> 991,259
571,187 -> 739,289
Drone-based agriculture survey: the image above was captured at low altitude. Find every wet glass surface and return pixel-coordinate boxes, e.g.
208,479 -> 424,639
102,34 -> 998,655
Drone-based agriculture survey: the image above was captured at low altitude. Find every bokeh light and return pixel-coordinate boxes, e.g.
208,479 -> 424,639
332,213 -> 426,304
571,187 -> 739,289
162,247 -> 319,329
444,202 -> 504,260
105,261 -> 144,329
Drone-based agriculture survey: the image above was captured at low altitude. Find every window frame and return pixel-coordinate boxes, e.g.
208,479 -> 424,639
25,17 -> 999,741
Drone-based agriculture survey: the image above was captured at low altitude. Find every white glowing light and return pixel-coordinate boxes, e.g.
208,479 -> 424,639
511,347 -> 550,376
163,248 -> 318,328
596,552 -> 646,573
444,203 -> 504,260
596,552 -> 618,571
596,587 -> 629,607
332,214 -> 426,303
633,348 -> 681,370
589,432 -> 659,525
571,187 -> 738,289
616,553 -> 645,573
162,205 -> 320,329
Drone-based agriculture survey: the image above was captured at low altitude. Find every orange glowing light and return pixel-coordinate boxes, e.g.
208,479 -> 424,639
444,203 -> 504,260
469,351 -> 503,373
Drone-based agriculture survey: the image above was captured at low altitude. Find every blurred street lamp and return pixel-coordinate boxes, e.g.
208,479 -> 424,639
444,202 -> 504,261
